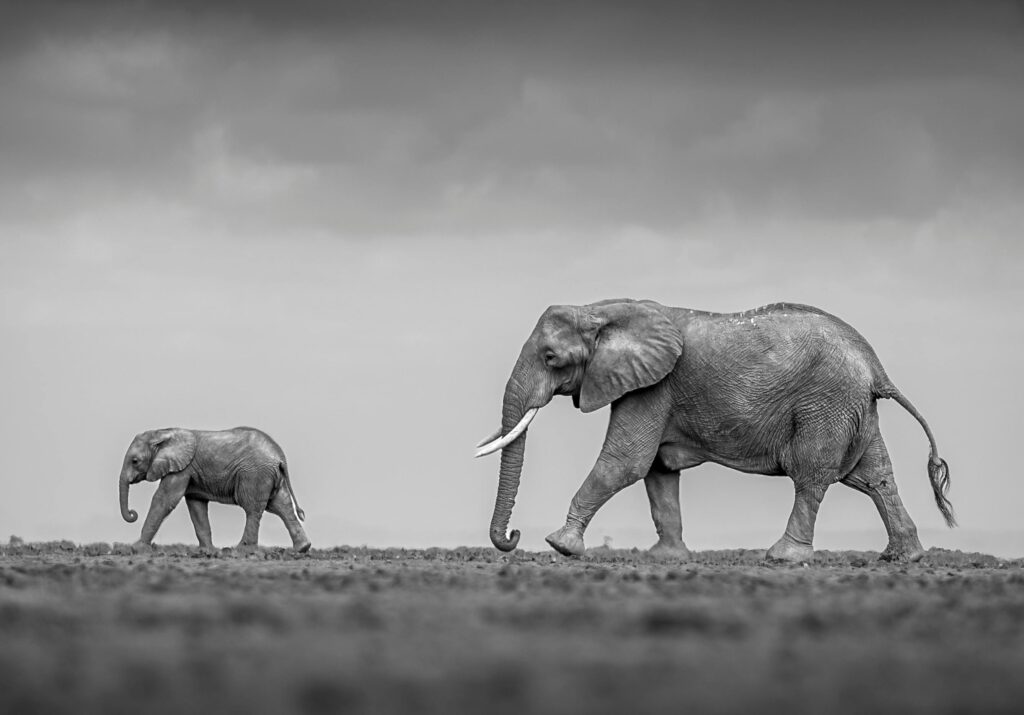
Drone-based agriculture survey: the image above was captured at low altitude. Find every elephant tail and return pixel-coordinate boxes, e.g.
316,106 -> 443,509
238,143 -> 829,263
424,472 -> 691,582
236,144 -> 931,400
882,388 -> 956,528
279,461 -> 306,522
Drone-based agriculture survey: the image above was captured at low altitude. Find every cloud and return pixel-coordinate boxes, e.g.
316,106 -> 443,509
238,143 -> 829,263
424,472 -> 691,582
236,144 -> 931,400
192,124 -> 319,202
0,0 -> 1022,235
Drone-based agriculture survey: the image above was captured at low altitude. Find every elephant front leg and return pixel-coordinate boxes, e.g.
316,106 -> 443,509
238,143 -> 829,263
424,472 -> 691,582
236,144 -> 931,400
186,497 -> 214,550
546,460 -> 628,556
546,393 -> 667,557
766,482 -> 828,563
137,473 -> 190,546
644,470 -> 691,558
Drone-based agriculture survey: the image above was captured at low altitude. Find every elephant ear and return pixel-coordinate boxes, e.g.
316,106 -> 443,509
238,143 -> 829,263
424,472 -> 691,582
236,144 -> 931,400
146,429 -> 197,481
578,301 -> 683,413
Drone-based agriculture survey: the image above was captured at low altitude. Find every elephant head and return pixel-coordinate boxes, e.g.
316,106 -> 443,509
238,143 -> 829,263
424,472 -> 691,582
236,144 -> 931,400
118,429 -> 197,522
476,299 -> 684,551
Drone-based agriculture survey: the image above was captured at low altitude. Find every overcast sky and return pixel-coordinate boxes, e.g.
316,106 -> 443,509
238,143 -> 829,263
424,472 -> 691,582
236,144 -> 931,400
2,0 -> 1023,555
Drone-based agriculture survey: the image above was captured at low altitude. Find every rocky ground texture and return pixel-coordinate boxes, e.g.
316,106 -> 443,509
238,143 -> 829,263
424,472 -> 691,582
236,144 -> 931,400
2,541 -> 1023,714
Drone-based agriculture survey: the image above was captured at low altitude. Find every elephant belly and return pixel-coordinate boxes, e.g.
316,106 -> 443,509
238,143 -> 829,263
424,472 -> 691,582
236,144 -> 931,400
665,399 -> 793,476
654,444 -> 706,472
708,453 -> 787,477
185,475 -> 236,503
185,486 -> 235,505
655,434 -> 782,473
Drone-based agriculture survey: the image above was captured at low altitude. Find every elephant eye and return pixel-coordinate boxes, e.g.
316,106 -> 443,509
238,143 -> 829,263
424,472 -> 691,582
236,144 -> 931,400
544,351 -> 563,367
131,457 -> 139,464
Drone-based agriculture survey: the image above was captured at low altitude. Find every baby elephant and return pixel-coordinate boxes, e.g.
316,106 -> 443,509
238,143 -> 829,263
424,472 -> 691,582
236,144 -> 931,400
118,427 -> 311,552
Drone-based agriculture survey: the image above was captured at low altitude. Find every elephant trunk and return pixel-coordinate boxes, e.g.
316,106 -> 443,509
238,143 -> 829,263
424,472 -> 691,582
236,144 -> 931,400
120,471 -> 138,523
489,362 -> 533,552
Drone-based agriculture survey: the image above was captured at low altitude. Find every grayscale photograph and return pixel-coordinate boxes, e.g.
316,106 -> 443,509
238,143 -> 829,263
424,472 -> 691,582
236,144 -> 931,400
1,1 -> 1022,713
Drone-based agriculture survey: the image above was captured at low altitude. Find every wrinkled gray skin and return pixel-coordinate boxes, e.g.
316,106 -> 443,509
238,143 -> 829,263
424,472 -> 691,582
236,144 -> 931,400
119,427 -> 310,552
484,300 -> 953,562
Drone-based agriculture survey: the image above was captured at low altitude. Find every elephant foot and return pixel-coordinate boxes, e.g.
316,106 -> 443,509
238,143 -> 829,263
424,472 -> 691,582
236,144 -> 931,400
765,538 -> 813,564
235,543 -> 260,555
648,539 -> 692,561
131,540 -> 153,554
545,526 -> 585,557
293,539 -> 312,554
879,540 -> 925,563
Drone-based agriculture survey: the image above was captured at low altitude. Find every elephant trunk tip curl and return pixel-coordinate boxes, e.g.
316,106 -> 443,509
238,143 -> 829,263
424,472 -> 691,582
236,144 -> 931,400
491,528 -> 520,552
486,357 -> 535,552
489,409 -> 529,552
119,473 -> 137,522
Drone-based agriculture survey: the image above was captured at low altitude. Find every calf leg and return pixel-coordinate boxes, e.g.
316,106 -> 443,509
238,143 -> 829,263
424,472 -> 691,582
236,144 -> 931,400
238,511 -> 263,550
267,487 -> 311,553
185,497 -> 214,550
137,473 -> 190,546
235,465 -> 275,551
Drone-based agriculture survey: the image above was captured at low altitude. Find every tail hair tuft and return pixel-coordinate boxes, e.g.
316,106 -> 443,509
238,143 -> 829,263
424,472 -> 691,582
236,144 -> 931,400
928,456 -> 956,528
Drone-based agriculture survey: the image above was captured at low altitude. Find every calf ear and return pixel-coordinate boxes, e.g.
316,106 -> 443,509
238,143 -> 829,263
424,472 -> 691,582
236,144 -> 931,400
578,301 -> 683,413
146,429 -> 197,481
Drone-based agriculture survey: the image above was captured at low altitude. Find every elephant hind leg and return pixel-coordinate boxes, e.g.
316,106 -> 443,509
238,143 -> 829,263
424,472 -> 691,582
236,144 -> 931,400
234,464 -> 277,550
841,430 -> 924,562
238,510 -> 263,549
268,488 -> 311,553
767,407 -> 869,563
644,469 -> 691,559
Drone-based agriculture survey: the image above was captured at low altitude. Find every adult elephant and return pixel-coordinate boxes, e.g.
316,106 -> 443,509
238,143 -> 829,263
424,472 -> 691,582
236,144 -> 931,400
476,299 -> 953,562
119,426 -> 310,552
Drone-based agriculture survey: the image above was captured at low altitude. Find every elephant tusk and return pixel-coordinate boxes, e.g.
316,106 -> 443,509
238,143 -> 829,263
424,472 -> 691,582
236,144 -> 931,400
475,427 -> 503,449
474,408 -> 539,458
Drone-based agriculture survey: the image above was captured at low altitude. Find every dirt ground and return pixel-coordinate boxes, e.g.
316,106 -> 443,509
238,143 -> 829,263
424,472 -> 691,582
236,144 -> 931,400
1,542 -> 1023,715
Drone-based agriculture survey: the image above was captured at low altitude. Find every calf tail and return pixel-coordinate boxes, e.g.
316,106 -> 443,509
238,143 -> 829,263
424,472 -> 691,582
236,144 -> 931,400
279,461 -> 305,522
884,388 -> 956,527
